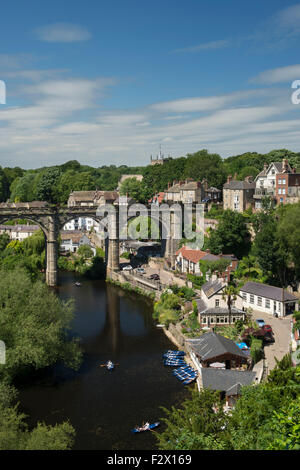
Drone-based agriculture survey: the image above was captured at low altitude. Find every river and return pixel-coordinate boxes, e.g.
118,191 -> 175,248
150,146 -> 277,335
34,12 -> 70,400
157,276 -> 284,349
19,271 -> 187,450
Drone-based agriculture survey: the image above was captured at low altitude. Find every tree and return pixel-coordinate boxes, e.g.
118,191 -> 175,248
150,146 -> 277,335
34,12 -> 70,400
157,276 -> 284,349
35,167 -> 61,203
0,383 -> 75,450
156,388 -> 228,450
207,210 -> 251,258
185,150 -> 226,188
221,284 -> 238,324
119,177 -> 152,204
77,244 -> 93,260
0,268 -> 82,382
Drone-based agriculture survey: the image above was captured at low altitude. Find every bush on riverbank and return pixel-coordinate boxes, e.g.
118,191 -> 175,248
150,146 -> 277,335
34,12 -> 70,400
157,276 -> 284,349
153,292 -> 182,327
0,383 -> 75,450
0,267 -> 82,383
58,252 -> 105,279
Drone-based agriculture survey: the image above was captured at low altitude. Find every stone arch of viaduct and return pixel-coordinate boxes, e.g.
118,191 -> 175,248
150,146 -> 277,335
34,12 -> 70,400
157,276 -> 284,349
0,202 -> 182,286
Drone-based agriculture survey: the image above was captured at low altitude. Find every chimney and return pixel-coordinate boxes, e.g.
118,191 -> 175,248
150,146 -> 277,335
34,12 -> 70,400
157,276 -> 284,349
227,175 -> 232,184
264,162 -> 268,172
168,182 -> 171,189
292,167 -> 296,174
244,176 -> 253,183
234,173 -> 238,180
282,158 -> 289,172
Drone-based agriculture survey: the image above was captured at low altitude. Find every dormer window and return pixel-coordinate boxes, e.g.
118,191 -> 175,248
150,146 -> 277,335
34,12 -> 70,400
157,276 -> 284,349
272,169 -> 275,175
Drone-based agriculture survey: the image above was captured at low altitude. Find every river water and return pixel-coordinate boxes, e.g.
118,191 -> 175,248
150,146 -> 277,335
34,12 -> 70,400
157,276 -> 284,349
19,271 -> 187,450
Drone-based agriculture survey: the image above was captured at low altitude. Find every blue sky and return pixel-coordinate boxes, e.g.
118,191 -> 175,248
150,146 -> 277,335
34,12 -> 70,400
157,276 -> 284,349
1,0 -> 300,168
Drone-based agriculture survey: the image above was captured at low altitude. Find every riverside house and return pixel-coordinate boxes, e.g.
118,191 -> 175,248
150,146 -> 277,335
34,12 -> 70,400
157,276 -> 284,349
240,281 -> 298,317
196,279 -> 245,328
187,332 -> 249,369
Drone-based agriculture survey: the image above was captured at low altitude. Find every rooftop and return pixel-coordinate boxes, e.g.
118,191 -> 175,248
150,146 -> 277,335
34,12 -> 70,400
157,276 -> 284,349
240,281 -> 298,302
202,279 -> 224,298
187,332 -> 248,361
200,368 -> 256,393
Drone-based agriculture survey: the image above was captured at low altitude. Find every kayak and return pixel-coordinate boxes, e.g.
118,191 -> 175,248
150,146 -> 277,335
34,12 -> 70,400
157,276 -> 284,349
132,422 -> 160,433
106,361 -> 114,370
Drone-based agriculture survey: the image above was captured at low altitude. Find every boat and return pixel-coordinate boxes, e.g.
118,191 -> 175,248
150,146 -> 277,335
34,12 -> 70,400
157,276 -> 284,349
106,360 -> 114,370
164,350 -> 185,356
75,282 -> 82,287
132,422 -> 160,433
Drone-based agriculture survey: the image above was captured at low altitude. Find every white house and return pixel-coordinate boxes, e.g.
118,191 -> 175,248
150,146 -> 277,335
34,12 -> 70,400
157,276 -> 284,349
196,279 -> 245,327
60,231 -> 95,254
0,224 -> 40,241
63,217 -> 100,233
240,281 -> 298,317
254,160 -> 292,210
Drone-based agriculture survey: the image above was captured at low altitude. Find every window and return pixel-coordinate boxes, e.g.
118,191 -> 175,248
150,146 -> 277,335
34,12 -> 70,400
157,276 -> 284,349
265,299 -> 270,308
282,188 -> 286,195
278,179 -> 282,185
215,299 -> 220,307
257,297 -> 262,306
202,317 -> 207,324
242,292 -> 247,300
250,294 -> 254,304
278,188 -> 282,194
282,179 -> 286,185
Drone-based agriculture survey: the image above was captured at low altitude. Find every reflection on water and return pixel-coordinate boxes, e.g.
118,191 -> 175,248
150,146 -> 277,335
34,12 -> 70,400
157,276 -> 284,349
19,271 -> 187,450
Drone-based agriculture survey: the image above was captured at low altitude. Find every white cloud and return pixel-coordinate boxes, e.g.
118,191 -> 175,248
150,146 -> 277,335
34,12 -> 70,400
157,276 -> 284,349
35,23 -> 91,43
171,40 -> 229,54
1,63 -> 300,168
251,64 -> 300,84
275,3 -> 300,35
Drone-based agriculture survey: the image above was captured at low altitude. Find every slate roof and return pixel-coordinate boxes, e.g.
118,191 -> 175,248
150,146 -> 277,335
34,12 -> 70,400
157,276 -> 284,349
202,279 -> 223,298
188,332 -> 248,361
223,180 -> 256,190
256,162 -> 293,179
0,224 -> 39,233
199,307 -> 245,316
195,298 -> 207,314
69,191 -> 98,201
200,368 -> 256,394
240,281 -> 297,302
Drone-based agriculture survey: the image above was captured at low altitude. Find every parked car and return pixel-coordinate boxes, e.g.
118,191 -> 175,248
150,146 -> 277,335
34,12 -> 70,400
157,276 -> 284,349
256,319 -> 265,328
123,265 -> 133,271
262,324 -> 273,334
136,268 -> 146,274
149,273 -> 160,280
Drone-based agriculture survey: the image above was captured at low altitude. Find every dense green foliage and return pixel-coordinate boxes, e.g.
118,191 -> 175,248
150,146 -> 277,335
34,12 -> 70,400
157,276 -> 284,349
0,383 -> 75,450
206,210 -> 251,258
2,148 -> 300,205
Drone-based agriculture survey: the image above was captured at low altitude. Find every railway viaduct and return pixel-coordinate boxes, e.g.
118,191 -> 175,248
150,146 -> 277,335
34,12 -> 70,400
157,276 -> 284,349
0,200 -> 183,286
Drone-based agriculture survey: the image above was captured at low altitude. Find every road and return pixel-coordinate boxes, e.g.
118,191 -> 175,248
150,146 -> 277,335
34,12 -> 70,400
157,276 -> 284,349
251,310 -> 292,372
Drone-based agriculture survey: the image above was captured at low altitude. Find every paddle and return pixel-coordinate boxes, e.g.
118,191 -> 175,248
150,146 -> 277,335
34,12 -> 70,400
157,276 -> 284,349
99,363 -> 119,367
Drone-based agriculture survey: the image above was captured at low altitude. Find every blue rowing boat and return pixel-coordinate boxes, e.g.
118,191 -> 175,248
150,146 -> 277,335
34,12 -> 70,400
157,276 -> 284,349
164,350 -> 185,356
132,422 -> 160,433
